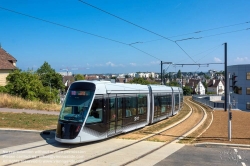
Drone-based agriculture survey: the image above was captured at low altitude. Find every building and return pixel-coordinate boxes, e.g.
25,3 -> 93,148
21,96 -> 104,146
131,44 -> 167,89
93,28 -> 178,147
0,47 -> 17,86
185,79 -> 206,95
207,79 -> 225,95
228,64 -> 250,111
135,72 -> 157,78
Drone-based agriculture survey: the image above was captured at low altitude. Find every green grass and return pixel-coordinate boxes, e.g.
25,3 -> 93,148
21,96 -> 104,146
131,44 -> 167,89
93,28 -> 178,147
0,112 -> 58,130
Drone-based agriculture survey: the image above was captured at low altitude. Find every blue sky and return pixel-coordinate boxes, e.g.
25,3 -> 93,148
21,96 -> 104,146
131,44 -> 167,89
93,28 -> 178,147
0,0 -> 249,74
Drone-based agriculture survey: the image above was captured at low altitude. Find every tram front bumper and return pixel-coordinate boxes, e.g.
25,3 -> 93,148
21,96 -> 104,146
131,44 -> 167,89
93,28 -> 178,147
55,136 -> 81,144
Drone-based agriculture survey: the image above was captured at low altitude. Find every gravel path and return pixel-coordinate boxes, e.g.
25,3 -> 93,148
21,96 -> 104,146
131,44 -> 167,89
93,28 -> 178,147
0,108 -> 59,115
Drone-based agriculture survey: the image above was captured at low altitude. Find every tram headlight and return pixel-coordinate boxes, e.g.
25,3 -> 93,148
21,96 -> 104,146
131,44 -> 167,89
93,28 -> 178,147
75,125 -> 82,132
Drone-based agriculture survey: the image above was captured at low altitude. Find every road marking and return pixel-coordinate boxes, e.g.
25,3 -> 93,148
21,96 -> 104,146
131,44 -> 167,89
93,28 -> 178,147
234,149 -> 238,153
238,155 -> 242,159
241,162 -> 246,166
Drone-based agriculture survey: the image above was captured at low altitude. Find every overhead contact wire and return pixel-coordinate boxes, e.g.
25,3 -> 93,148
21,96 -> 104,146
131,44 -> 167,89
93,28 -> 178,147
0,6 -> 163,61
78,0 -> 196,63
0,6 -> 128,46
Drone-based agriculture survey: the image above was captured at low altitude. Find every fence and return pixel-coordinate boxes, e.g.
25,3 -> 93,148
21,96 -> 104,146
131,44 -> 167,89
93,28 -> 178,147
192,95 -> 238,109
192,95 -> 225,109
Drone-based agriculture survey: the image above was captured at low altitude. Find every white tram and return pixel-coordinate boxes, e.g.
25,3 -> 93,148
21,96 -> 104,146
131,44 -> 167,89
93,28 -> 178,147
55,80 -> 183,143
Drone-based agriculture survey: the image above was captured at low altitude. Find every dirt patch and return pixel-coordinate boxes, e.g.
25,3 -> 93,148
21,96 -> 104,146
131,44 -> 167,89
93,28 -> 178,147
147,98 -> 203,142
117,97 -> 194,141
196,110 -> 250,144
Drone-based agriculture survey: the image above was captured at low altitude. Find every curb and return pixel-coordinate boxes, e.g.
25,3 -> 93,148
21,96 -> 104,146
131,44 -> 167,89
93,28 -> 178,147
194,142 -> 250,148
0,128 -> 56,134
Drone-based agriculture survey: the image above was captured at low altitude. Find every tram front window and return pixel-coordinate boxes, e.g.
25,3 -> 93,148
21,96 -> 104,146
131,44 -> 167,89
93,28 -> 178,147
59,90 -> 94,122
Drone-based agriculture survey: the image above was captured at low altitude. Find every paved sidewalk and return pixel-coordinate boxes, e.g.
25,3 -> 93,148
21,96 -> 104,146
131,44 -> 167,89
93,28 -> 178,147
0,108 -> 59,115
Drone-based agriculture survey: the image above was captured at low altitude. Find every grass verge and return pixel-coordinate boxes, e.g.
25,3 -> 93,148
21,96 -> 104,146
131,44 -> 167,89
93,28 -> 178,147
0,93 -> 61,111
0,112 -> 58,130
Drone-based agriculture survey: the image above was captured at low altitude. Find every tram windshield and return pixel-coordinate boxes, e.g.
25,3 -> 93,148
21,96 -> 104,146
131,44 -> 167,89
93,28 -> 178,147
59,90 -> 94,122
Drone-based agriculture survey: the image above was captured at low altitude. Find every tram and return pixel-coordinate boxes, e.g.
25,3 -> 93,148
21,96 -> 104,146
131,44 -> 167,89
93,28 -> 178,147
55,80 -> 183,143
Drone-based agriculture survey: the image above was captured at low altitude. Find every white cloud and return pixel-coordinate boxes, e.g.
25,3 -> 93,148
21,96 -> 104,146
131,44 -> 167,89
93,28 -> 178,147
94,64 -> 104,67
214,57 -> 222,62
150,61 -> 161,64
106,62 -> 116,67
235,57 -> 249,62
129,63 -> 137,66
118,64 -> 125,67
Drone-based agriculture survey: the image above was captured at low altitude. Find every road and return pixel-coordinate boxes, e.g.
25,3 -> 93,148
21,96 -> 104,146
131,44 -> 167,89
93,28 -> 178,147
155,145 -> 250,166
0,130 -> 249,166
0,130 -> 55,149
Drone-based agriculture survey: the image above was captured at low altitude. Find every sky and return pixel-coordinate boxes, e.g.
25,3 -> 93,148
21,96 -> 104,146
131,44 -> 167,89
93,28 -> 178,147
0,0 -> 250,74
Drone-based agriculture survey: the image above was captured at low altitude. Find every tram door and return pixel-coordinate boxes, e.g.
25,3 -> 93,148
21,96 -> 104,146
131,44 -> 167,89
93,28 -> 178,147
107,96 -> 123,137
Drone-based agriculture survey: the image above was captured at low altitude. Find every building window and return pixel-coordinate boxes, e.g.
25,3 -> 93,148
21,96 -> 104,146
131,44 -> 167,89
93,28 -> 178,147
247,88 -> 250,95
247,102 -> 250,110
247,72 -> 250,80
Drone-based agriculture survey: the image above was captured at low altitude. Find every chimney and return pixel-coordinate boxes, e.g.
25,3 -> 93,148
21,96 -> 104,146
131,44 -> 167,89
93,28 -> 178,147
213,79 -> 215,85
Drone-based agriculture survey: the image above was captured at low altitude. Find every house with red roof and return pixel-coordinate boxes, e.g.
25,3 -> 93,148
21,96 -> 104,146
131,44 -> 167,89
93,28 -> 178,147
0,47 -> 17,86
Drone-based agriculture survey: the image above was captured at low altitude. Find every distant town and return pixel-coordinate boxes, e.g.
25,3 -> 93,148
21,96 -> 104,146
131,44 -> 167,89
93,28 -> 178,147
60,69 -> 225,96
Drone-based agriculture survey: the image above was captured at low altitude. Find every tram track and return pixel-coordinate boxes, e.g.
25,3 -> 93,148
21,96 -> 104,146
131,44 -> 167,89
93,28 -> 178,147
72,98 -> 206,166
110,98 -> 207,166
1,98 -> 206,166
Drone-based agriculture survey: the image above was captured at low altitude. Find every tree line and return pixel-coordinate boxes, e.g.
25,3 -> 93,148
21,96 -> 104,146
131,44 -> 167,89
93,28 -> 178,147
0,62 -> 84,103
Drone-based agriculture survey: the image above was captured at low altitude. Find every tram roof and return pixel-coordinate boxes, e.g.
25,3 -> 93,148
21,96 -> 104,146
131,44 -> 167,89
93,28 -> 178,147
75,80 -> 149,94
149,84 -> 172,93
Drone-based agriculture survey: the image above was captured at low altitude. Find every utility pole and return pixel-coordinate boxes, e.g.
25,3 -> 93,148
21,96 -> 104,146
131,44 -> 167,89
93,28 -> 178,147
228,73 -> 232,141
224,43 -> 227,111
182,76 -> 183,88
161,61 -> 172,85
161,61 -> 163,85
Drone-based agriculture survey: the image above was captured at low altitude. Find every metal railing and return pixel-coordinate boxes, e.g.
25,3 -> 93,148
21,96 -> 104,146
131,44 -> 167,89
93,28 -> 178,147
192,96 -> 218,108
192,95 -> 238,109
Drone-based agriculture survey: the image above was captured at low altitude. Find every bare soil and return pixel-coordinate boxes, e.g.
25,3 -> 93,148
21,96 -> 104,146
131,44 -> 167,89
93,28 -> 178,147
147,99 -> 203,142
195,110 -> 250,145
117,97 -> 250,145
117,97 -> 203,142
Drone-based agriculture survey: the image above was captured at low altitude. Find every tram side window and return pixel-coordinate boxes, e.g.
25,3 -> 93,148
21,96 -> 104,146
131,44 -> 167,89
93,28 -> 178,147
117,97 -> 124,119
166,94 -> 172,114
138,95 -> 147,114
86,98 -> 103,124
125,96 -> 137,117
154,96 -> 160,117
160,96 -> 168,113
175,94 -> 179,110
109,97 -> 116,121
180,94 -> 183,108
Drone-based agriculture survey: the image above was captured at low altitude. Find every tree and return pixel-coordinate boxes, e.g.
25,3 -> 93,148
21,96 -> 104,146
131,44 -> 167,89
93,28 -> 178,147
177,70 -> 182,79
169,81 -> 179,87
129,78 -> 150,85
198,72 -> 204,76
5,69 -> 44,101
5,69 -> 60,103
0,86 -> 7,93
74,74 -> 85,81
36,61 -> 64,90
36,61 -> 55,74
183,86 -> 192,95
204,74 -> 210,79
